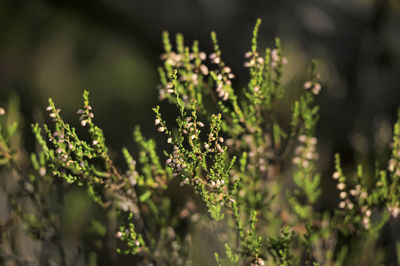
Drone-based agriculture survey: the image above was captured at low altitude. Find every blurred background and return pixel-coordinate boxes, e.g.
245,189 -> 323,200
0,0 -> 400,265
0,0 -> 399,162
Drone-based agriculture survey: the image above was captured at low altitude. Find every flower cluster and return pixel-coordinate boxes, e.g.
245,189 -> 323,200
388,204 -> 400,218
209,32 -> 235,102
213,66 -> 235,101
332,154 -> 374,230
115,213 -> 146,255
292,135 -> 318,168
386,110 -> 400,218
166,145 -> 187,176
76,104 -> 94,127
303,80 -> 322,95
41,94 -> 114,190
245,47 -> 287,69
244,51 -> 264,68
158,32 -> 210,110
331,169 -> 350,210
289,133 -> 321,219
303,60 -> 322,95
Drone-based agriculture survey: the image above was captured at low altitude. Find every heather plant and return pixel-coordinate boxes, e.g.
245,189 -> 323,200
1,19 -> 400,265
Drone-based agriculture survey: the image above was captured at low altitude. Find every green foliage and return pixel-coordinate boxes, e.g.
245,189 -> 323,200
1,18 -> 400,266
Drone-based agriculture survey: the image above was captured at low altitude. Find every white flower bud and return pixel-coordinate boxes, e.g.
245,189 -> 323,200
200,64 -> 209,75
298,135 -> 307,142
362,217 -> 370,229
332,172 -> 340,179
304,81 -> 312,89
199,52 -> 206,60
337,183 -> 346,190
39,167 -> 46,176
313,83 -> 321,92
350,189 -> 357,196
223,66 -> 231,73
271,49 -> 279,62
388,159 -> 396,172
310,137 -> 317,145
391,206 -> 399,218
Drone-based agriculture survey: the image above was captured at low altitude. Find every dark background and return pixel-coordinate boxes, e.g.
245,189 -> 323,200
1,0 -> 399,158
0,0 -> 399,264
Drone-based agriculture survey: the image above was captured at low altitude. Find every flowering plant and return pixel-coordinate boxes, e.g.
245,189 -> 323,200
1,19 -> 400,265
